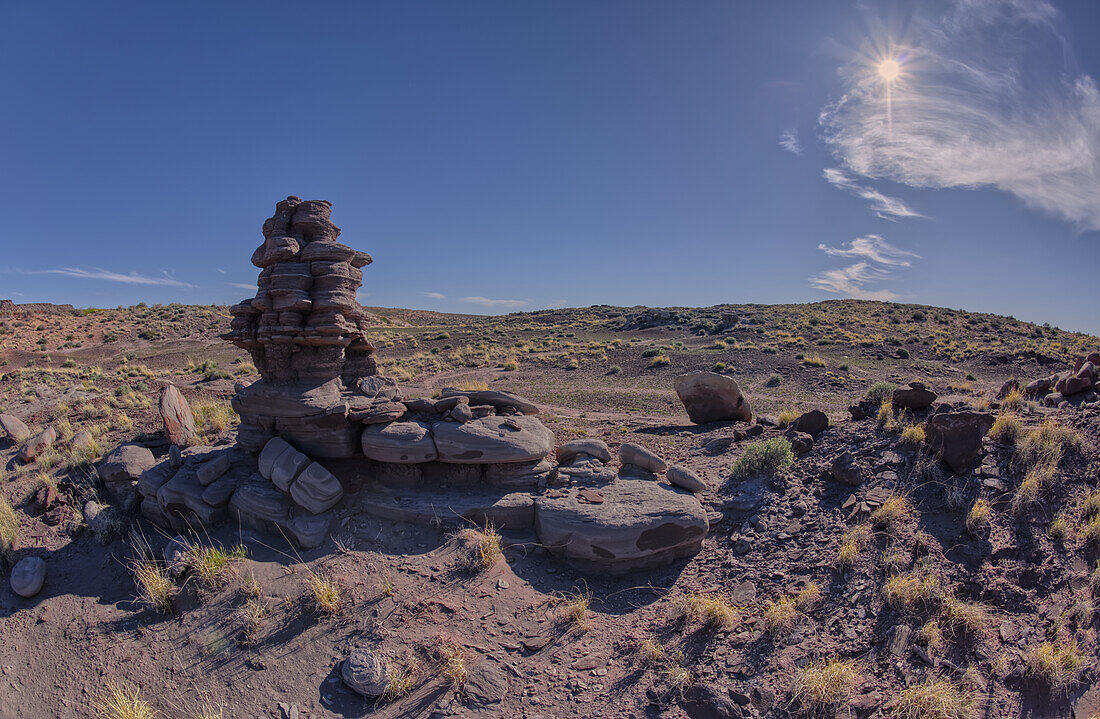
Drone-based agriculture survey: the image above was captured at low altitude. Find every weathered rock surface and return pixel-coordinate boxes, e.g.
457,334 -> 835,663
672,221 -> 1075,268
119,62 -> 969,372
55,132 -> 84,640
674,372 -> 752,424
926,411 -> 995,473
289,462 -> 344,514
270,445 -> 312,492
10,556 -> 46,598
432,415 -> 554,464
342,646 -> 388,697
557,439 -> 612,464
361,420 -> 438,463
230,476 -> 292,524
619,443 -> 668,473
535,478 -> 708,573
830,452 -> 864,486
439,388 -> 539,415
0,413 -> 30,443
196,452 -> 232,486
159,385 -> 196,447
18,426 -> 56,462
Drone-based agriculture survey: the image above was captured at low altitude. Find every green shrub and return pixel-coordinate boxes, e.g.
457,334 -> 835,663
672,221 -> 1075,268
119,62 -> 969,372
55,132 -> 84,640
866,381 -> 897,403
765,374 -> 782,387
731,438 -> 794,478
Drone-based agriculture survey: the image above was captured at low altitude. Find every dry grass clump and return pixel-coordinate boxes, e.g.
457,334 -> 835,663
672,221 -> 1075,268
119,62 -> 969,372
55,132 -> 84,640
940,597 -> 988,636
381,659 -> 418,701
561,589 -> 592,630
1049,512 -> 1072,541
309,573 -> 342,614
192,401 -> 239,437
918,620 -> 945,653
836,524 -> 872,569
93,682 -> 159,719
802,354 -> 826,367
893,676 -> 974,719
0,495 -> 18,560
1012,463 -> 1057,513
1001,387 -> 1026,412
132,560 -> 173,614
870,495 -> 913,531
1027,638 -> 1088,690
777,410 -> 799,428
763,586 -> 819,636
900,423 -> 925,446
437,641 -> 468,688
877,399 -> 894,429
186,544 -> 247,588
883,573 -> 942,612
637,638 -> 664,665
457,523 -> 503,571
237,599 -> 267,646
679,592 -> 737,630
965,499 -> 991,534
790,660 -> 861,713
1017,420 -> 1081,469
989,413 -> 1023,443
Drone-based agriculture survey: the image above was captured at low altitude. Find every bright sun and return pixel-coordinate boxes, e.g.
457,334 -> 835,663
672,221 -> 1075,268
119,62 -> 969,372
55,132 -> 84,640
878,58 -> 901,82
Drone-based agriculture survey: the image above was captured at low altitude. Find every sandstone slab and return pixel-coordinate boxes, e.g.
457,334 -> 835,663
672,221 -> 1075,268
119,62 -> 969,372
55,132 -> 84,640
557,439 -> 612,464
289,462 -> 344,514
18,426 -> 56,462
360,420 -> 437,463
98,444 -> 156,484
0,413 -> 30,443
432,415 -> 553,464
674,371 -> 752,424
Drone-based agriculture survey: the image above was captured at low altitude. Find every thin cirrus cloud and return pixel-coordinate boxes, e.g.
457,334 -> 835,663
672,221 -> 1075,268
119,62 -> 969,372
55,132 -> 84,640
31,266 -> 195,288
820,0 -> 1100,230
423,292 -> 446,300
779,129 -> 803,155
822,167 -> 923,221
460,296 -> 527,309
810,235 -> 919,301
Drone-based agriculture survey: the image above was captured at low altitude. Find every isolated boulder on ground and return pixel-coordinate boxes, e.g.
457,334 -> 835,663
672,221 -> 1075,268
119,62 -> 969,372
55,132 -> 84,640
1025,377 -> 1054,396
784,430 -> 814,456
0,413 -> 31,443
892,381 -> 937,410
791,409 -> 829,436
10,556 -> 46,598
97,444 -> 156,484
925,410 -> 995,473
342,646 -> 388,697
674,371 -> 752,424
830,452 -> 864,486
18,426 -> 56,462
160,385 -> 196,447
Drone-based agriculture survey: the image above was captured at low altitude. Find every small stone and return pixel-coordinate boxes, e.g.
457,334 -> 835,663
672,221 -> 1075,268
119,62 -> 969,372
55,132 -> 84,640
619,443 -> 667,473
342,647 -> 388,697
791,410 -> 828,436
557,439 -> 612,464
10,557 -> 46,598
666,465 -> 706,493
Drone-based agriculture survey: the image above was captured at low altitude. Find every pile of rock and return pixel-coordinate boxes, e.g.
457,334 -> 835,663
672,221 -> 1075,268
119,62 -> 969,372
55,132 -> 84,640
224,197 -> 378,457
1023,352 -> 1099,406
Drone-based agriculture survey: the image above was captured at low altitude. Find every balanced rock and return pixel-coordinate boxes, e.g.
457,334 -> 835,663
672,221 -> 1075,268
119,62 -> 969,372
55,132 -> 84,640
535,478 -> 708,573
557,439 -> 612,464
667,465 -> 706,493
342,646 -> 388,697
160,385 -> 196,447
18,426 -> 56,462
790,409 -> 829,436
674,371 -> 751,424
0,413 -> 30,443
361,420 -> 437,463
432,415 -> 554,464
10,556 -> 46,598
925,411 -> 995,473
892,382 -> 937,410
619,443 -> 668,473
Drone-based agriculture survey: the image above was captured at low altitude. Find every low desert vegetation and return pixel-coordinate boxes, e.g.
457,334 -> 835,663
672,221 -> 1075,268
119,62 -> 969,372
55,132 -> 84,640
457,523 -> 503,570
186,543 -> 247,588
870,495 -> 913,531
892,676 -> 974,719
678,591 -> 736,630
309,573 -> 342,615
835,524 -> 873,569
1027,638 -> 1088,690
93,682 -> 158,719
790,659 -> 861,714
883,572 -> 943,612
731,437 -> 794,478
965,499 -> 991,534
0,495 -> 17,560
561,589 -> 592,631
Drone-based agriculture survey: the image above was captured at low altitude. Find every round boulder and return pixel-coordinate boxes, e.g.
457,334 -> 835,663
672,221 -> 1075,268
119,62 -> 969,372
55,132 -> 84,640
342,646 -> 388,697
674,372 -> 751,424
11,556 -> 46,598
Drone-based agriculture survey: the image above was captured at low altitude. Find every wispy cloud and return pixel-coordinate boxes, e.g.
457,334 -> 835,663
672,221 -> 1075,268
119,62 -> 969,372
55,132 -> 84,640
547,299 -> 569,309
461,296 -> 527,309
30,267 -> 194,288
821,0 -> 1100,230
423,291 -> 445,300
779,129 -> 803,155
823,168 -> 923,221
817,234 -> 919,267
228,282 -> 256,290
810,261 -> 897,301
811,235 -> 919,300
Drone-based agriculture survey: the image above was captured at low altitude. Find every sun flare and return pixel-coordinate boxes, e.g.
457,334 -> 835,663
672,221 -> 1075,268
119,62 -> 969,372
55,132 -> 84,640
878,58 -> 901,82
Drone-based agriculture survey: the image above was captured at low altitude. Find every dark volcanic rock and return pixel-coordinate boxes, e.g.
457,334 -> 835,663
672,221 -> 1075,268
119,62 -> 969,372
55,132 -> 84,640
925,410 -> 995,473
892,381 -> 937,410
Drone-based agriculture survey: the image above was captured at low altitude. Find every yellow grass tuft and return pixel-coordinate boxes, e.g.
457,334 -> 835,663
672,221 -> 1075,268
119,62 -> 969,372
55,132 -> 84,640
309,573 -> 342,614
870,495 -> 912,531
883,573 -> 942,612
791,660 -> 861,712
965,499 -> 991,534
1028,639 -> 1088,690
132,560 -> 173,614
679,592 -> 737,630
93,682 -> 159,719
893,676 -> 974,719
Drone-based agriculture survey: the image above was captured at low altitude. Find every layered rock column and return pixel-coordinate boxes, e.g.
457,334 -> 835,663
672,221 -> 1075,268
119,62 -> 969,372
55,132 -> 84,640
224,197 -> 377,457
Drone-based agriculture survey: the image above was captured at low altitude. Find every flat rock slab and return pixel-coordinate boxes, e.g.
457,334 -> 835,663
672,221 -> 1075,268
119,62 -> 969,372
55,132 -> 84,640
432,415 -> 553,464
361,420 -> 438,463
349,485 -> 536,530
535,477 -> 708,574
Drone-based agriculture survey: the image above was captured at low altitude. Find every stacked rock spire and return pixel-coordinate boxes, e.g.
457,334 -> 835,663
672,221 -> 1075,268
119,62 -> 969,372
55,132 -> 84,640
225,196 -> 376,384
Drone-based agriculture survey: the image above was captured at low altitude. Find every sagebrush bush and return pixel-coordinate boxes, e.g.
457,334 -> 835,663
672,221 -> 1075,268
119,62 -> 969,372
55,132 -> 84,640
731,438 -> 793,478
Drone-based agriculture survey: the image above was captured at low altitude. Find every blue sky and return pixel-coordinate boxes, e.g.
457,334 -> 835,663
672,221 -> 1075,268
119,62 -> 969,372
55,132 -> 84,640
2,0 -> 1098,333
